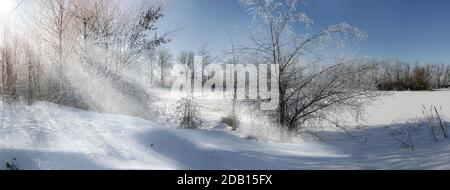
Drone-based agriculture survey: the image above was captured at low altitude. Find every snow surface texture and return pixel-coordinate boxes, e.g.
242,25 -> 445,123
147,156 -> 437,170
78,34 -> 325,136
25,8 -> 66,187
0,91 -> 450,170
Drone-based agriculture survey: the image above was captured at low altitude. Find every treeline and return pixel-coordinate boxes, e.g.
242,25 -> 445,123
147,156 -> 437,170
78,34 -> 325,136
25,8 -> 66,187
370,59 -> 450,91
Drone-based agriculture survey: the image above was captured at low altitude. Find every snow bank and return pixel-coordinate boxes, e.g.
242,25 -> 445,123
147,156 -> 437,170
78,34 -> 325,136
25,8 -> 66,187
0,102 -> 344,170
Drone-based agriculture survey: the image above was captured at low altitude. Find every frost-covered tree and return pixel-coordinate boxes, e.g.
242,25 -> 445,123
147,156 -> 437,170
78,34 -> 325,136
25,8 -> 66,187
24,43 -> 42,105
0,39 -> 17,102
145,49 -> 157,85
176,96 -> 202,129
177,50 -> 195,92
239,0 -> 377,134
157,48 -> 172,87
33,0 -> 73,102
0,0 -> 172,116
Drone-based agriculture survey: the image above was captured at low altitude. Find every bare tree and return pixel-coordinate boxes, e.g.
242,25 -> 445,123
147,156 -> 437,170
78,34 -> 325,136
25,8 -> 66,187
433,63 -> 449,88
115,3 -> 169,70
33,0 -> 73,103
224,33 -> 240,129
24,43 -> 42,105
1,41 -> 17,102
146,49 -> 157,85
157,48 -> 172,87
443,64 -> 450,88
239,0 -> 376,134
177,50 -> 195,93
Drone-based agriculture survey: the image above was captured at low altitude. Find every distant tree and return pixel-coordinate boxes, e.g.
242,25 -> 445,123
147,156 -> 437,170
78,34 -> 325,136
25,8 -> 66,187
146,50 -> 157,85
411,65 -> 430,90
24,43 -> 42,105
177,51 -> 195,92
0,43 -> 17,102
157,48 -> 172,87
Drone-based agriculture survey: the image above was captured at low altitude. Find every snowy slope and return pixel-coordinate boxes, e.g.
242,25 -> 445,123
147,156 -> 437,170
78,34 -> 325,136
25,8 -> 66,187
0,102 -> 346,170
1,90 -> 450,170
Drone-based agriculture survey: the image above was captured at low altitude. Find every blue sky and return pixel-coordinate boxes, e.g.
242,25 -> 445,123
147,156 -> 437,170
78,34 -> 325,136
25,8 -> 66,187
159,0 -> 450,63
9,0 -> 450,63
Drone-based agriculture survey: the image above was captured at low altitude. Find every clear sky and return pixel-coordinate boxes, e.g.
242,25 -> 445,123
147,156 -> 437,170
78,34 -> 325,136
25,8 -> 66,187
158,0 -> 450,63
5,0 -> 450,63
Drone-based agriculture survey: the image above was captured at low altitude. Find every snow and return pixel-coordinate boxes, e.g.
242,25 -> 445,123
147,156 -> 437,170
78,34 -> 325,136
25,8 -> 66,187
1,90 -> 450,170
0,101 -> 345,170
364,90 -> 450,125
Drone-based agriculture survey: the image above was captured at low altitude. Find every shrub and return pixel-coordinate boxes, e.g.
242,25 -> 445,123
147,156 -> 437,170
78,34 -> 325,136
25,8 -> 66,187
421,105 -> 449,141
175,97 -> 202,129
221,115 -> 239,130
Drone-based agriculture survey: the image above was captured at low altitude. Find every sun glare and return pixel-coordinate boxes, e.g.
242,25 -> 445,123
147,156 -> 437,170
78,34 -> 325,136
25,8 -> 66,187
0,0 -> 15,17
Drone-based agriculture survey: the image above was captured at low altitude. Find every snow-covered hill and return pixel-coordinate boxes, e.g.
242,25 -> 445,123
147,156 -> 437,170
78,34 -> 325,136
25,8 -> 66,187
0,102 -> 347,170
1,90 -> 450,170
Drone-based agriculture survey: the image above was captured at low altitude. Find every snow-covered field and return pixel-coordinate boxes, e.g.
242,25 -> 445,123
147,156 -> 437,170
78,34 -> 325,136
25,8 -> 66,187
1,90 -> 450,170
0,102 -> 346,170
364,90 -> 450,125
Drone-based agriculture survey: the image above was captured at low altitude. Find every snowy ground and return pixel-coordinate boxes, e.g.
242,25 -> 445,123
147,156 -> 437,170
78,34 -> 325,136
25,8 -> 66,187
0,90 -> 450,170
0,102 -> 346,170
